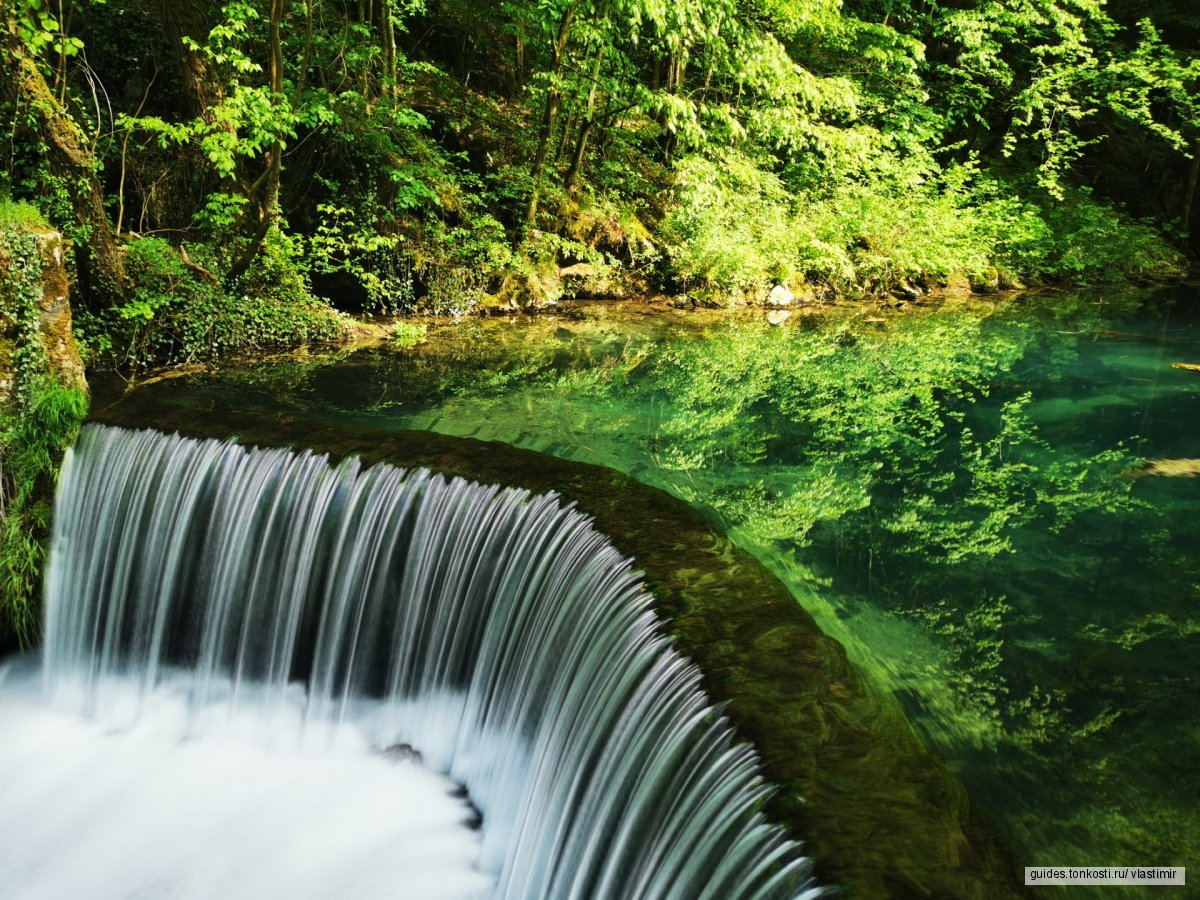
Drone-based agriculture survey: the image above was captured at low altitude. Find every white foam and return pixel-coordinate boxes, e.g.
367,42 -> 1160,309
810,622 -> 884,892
0,658 -> 493,900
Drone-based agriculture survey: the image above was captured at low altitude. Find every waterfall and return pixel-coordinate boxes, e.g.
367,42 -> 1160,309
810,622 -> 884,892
34,423 -> 822,900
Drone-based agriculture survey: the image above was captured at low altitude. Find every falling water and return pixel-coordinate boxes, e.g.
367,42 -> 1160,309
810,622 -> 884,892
16,424 -> 822,899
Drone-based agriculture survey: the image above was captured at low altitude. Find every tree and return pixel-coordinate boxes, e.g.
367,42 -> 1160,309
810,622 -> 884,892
1,10 -> 126,306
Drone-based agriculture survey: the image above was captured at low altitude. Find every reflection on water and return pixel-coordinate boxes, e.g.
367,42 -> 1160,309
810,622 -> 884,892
104,287 -> 1200,886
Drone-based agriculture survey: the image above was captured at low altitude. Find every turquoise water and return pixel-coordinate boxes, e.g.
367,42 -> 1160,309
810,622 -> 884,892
114,287 -> 1200,881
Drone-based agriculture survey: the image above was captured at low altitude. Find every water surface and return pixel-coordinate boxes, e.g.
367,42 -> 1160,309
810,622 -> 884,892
99,286 -> 1200,884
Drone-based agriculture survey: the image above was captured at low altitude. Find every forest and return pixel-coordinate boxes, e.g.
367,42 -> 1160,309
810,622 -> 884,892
0,0 -> 1196,366
1,0 -> 1192,652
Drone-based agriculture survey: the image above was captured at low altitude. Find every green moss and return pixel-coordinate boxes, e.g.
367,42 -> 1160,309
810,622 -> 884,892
0,199 -> 47,232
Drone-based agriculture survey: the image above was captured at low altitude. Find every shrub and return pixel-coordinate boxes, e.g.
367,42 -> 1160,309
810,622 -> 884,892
798,180 -> 992,290
89,234 -> 348,368
660,149 -> 807,296
968,175 -> 1186,283
660,151 -> 1186,295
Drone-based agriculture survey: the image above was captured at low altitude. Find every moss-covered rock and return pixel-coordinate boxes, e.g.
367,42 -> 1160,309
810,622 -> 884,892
32,232 -> 86,395
0,226 -> 87,403
969,266 -> 1001,294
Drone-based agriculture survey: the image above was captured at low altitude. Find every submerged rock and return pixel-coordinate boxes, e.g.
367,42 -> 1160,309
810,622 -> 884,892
448,784 -> 484,830
1129,458 -> 1200,478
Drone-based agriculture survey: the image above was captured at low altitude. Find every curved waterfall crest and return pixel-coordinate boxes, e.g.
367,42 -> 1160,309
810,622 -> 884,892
44,424 -> 823,900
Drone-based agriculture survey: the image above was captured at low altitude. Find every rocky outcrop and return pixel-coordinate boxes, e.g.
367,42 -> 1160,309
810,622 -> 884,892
969,266 -> 1001,294
0,226 -> 89,648
0,228 -> 88,404
32,232 -> 87,394
767,283 -> 794,306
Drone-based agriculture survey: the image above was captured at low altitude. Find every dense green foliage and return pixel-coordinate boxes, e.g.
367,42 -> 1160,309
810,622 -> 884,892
0,225 -> 87,647
78,234 -> 346,366
0,0 -> 1195,350
0,376 -> 86,647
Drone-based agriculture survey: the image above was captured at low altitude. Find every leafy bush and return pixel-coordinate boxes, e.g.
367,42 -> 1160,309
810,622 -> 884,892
88,235 -> 347,367
1033,190 -> 1186,282
969,175 -> 1186,283
310,205 -> 417,314
661,151 -> 1186,295
231,230 -> 349,345
798,179 -> 992,290
660,150 -> 993,294
391,321 -> 428,348
660,149 -> 806,296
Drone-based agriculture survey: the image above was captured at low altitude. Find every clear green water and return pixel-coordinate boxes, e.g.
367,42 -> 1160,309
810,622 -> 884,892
133,288 -> 1200,882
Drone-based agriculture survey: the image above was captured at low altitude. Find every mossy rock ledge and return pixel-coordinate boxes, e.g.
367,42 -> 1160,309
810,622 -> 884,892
0,229 -> 87,403
90,394 -> 1029,900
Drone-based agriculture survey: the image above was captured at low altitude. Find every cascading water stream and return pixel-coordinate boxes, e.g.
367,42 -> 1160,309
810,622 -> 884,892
14,424 -> 823,899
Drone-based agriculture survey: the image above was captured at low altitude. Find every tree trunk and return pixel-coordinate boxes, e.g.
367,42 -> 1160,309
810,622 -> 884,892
1,14 -> 126,308
563,119 -> 594,196
523,0 -> 581,232
362,0 -> 375,104
158,0 -> 255,239
563,52 -> 603,194
225,0 -> 284,283
157,0 -> 226,124
1183,140 -> 1199,255
701,26 -> 720,103
515,19 -> 525,91
524,88 -> 562,230
293,0 -> 315,106
381,0 -> 397,97
660,51 -> 686,164
555,108 -> 577,163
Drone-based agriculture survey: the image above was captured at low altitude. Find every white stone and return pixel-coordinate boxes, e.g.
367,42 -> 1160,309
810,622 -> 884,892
767,284 -> 794,307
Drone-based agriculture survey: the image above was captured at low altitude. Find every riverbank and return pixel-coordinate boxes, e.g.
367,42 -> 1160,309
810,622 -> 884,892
105,276 -> 1189,392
